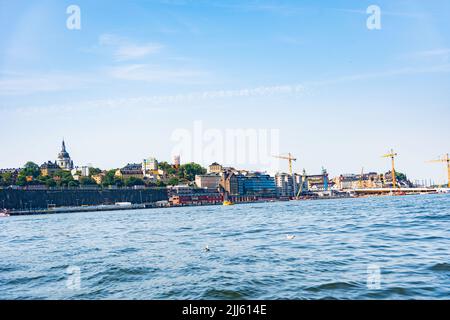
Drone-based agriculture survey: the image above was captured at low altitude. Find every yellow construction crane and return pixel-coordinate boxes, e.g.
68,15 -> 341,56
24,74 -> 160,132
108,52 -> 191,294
273,153 -> 297,175
427,153 -> 450,188
273,153 -> 297,198
382,149 -> 398,188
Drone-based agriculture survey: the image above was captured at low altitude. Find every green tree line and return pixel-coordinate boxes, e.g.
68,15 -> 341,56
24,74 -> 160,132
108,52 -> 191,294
1,161 -> 207,188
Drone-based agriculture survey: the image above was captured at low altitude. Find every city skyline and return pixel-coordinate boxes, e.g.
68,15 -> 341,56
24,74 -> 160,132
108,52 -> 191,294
1,0 -> 449,183
1,138 -> 447,187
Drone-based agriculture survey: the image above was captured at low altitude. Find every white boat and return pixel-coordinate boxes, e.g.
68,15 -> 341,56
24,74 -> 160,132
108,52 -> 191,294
0,209 -> 10,217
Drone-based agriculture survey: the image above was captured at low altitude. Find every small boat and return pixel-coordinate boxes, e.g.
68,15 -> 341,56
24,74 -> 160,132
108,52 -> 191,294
0,209 -> 10,217
223,200 -> 234,206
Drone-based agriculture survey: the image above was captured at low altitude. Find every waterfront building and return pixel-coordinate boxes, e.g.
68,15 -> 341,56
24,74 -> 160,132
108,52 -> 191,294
275,173 -> 295,197
40,161 -> 61,177
332,172 -> 383,190
56,140 -> 74,170
195,173 -> 221,189
208,162 -> 223,173
115,163 -> 144,180
168,185 -> 223,206
242,172 -> 277,198
220,169 -> 240,195
219,169 -> 277,199
305,169 -> 329,191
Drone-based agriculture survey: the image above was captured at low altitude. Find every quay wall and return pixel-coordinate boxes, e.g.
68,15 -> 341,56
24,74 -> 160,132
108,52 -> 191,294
0,188 -> 168,210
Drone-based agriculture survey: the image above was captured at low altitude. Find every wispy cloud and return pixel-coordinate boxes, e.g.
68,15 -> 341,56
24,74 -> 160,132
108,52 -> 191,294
334,8 -> 427,19
401,49 -> 450,64
307,64 -> 450,87
8,84 -> 307,115
5,63 -> 450,109
416,48 -> 450,57
99,34 -> 163,61
157,0 -> 304,15
211,1 -> 303,15
107,64 -> 207,83
0,72 -> 95,96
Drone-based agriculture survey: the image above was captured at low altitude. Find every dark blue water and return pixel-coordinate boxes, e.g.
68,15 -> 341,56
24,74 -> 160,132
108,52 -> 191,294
0,194 -> 449,300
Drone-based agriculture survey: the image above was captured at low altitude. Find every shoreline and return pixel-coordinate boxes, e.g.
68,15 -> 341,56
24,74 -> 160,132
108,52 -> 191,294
4,189 -> 447,217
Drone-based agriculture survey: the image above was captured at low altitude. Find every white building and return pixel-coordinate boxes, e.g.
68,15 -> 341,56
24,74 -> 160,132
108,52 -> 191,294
56,140 -> 74,170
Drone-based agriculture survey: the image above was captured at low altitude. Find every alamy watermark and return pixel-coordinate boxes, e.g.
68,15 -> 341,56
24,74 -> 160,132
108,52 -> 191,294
66,5 -> 81,30
66,266 -> 81,290
367,5 -> 381,30
367,264 -> 381,289
171,121 -> 281,172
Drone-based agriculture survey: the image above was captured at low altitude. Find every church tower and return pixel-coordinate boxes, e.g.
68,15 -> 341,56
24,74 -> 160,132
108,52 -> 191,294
56,140 -> 74,170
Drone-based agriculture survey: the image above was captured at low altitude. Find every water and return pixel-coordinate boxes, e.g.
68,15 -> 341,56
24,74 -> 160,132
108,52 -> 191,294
0,194 -> 449,300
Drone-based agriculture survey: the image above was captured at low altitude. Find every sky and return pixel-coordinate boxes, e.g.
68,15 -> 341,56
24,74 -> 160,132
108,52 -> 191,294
0,0 -> 449,184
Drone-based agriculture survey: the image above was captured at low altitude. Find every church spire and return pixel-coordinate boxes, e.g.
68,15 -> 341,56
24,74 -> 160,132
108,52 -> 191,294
57,139 -> 73,170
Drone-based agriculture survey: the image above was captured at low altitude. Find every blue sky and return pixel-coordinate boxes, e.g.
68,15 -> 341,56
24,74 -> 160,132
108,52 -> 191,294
0,0 -> 449,183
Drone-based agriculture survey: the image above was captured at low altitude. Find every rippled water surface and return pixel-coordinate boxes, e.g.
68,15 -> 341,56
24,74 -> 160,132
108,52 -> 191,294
1,194 -> 449,299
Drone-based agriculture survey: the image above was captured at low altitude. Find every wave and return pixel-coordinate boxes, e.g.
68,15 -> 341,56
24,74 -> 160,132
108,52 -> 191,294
429,263 -> 450,271
306,281 -> 360,292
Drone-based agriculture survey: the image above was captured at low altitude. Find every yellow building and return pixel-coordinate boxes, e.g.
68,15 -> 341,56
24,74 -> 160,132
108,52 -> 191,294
115,163 -> 144,179
92,173 -> 106,184
40,161 -> 61,177
208,162 -> 223,173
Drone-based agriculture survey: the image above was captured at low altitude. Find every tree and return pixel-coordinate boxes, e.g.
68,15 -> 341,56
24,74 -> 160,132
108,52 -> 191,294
16,175 -> 27,186
1,172 -> 13,186
101,169 -> 123,187
158,162 -> 176,175
167,177 -> 180,186
21,162 -> 41,178
124,177 -> 145,187
114,178 -> 124,187
79,176 -> 97,186
53,170 -> 75,187
44,178 -> 57,188
177,163 -> 206,181
396,172 -> 407,181
155,180 -> 167,187
16,162 -> 41,185
89,168 -> 102,176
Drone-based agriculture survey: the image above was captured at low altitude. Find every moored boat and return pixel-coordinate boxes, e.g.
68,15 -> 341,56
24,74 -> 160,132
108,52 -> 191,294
0,209 -> 10,217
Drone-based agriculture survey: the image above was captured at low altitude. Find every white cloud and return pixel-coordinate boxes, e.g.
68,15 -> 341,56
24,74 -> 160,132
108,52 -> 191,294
5,63 -> 450,106
413,49 -> 450,62
108,64 -> 207,83
307,64 -> 450,87
115,44 -> 162,61
334,8 -> 426,19
0,73 -> 94,96
99,34 -> 163,61
9,83 -> 307,115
